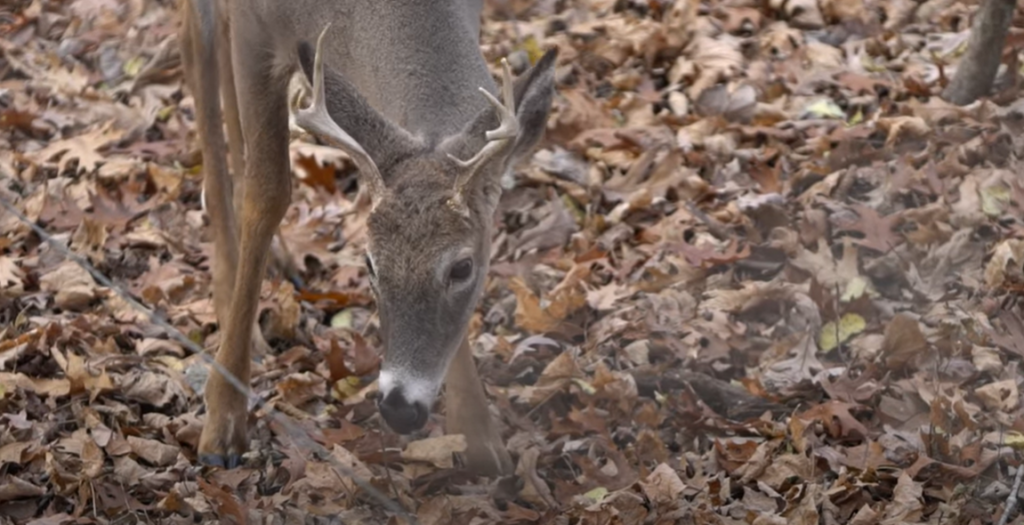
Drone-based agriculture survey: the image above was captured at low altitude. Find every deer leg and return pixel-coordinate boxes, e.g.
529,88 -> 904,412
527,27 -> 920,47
180,0 -> 244,363
211,2 -> 276,356
445,337 -> 513,476
216,3 -> 244,232
197,11 -> 292,467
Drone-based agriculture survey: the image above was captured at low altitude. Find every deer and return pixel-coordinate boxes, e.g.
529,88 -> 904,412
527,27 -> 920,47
177,0 -> 557,476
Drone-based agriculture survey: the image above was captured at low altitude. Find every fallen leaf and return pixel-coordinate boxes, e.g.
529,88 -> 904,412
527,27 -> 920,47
985,239 -> 1024,290
975,379 -> 1018,412
39,261 -> 98,311
197,478 -> 247,525
64,352 -> 114,402
0,475 -> 46,502
879,313 -> 928,370
120,370 -> 186,408
509,277 -> 560,333
639,463 -> 686,504
834,204 -> 901,253
401,434 -> 467,469
819,313 -> 866,353
28,121 -> 122,174
127,436 -> 179,466
0,372 -> 71,397
880,472 -> 922,523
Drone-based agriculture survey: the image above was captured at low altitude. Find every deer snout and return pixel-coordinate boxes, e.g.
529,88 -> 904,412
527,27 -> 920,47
377,370 -> 439,434
378,386 -> 429,434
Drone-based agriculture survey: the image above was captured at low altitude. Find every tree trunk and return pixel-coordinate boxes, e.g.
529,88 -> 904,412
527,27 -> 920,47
942,0 -> 1017,106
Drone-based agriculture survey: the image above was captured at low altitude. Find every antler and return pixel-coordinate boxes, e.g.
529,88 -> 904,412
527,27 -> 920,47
296,25 -> 388,207
448,58 -> 519,212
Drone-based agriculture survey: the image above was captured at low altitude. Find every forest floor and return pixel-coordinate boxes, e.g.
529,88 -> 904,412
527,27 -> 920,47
3,0 -> 1024,523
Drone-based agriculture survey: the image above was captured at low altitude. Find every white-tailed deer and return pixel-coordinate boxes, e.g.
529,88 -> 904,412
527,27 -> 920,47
178,0 -> 556,475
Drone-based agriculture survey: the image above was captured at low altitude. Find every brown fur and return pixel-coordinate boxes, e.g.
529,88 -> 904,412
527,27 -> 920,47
179,0 -> 555,475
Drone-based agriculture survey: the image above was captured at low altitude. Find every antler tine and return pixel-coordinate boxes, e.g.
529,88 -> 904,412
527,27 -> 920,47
448,58 -> 519,207
296,25 -> 388,207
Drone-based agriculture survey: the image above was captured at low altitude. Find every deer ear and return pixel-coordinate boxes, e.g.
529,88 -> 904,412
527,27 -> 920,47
297,41 -> 422,176
504,48 -> 558,163
441,48 -> 558,182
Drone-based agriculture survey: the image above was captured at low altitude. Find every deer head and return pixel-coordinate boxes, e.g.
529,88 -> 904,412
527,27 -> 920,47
296,29 -> 557,434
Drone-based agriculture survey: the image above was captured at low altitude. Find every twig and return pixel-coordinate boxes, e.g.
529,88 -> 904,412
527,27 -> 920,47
377,430 -> 402,504
997,461 -> 1024,525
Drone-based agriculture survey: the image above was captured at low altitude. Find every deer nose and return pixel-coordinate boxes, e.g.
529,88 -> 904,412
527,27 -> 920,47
378,387 -> 429,434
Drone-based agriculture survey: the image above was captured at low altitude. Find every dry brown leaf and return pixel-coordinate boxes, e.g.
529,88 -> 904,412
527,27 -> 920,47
797,401 -> 870,440
64,352 -> 114,402
509,277 -> 560,333
639,463 -> 687,504
0,372 -> 71,397
39,261 -> 98,311
880,314 -> 928,370
0,256 -> 25,293
0,442 -> 35,466
880,472 -> 923,524
675,36 -> 744,97
975,379 -> 1018,412
127,436 -> 179,467
120,370 -> 186,408
0,475 -> 46,502
275,372 -> 327,406
197,478 -> 247,525
266,282 -> 302,341
835,204 -> 902,254
80,435 -> 105,478
985,239 -> 1024,290
760,453 -> 813,490
878,116 -> 931,148
113,456 -> 148,486
401,434 -> 467,469
29,122 -> 122,174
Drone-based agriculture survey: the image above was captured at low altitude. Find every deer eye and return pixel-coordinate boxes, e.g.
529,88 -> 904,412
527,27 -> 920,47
448,258 -> 473,283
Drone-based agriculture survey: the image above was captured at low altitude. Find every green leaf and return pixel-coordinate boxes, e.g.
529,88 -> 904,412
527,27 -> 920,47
841,276 -> 868,302
157,105 -> 175,121
849,107 -> 864,125
1007,431 -> 1024,450
819,313 -> 866,352
804,99 -> 845,120
331,309 -> 354,329
123,56 -> 146,77
572,378 -> 596,395
981,183 -> 1010,217
520,35 -> 544,64
583,486 -> 608,503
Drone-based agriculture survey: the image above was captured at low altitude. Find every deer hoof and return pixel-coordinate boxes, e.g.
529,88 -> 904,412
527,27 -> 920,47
197,422 -> 248,469
198,375 -> 249,469
197,420 -> 248,469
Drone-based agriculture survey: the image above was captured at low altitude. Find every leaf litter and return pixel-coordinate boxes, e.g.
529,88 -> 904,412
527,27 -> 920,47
2,0 -> 1024,523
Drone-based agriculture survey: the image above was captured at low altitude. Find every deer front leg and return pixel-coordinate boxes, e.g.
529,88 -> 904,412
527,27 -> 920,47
198,26 -> 292,466
180,0 -> 246,355
445,337 -> 513,476
213,7 -> 283,358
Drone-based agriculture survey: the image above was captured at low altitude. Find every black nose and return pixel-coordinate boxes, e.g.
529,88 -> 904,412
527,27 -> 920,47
378,388 -> 429,434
